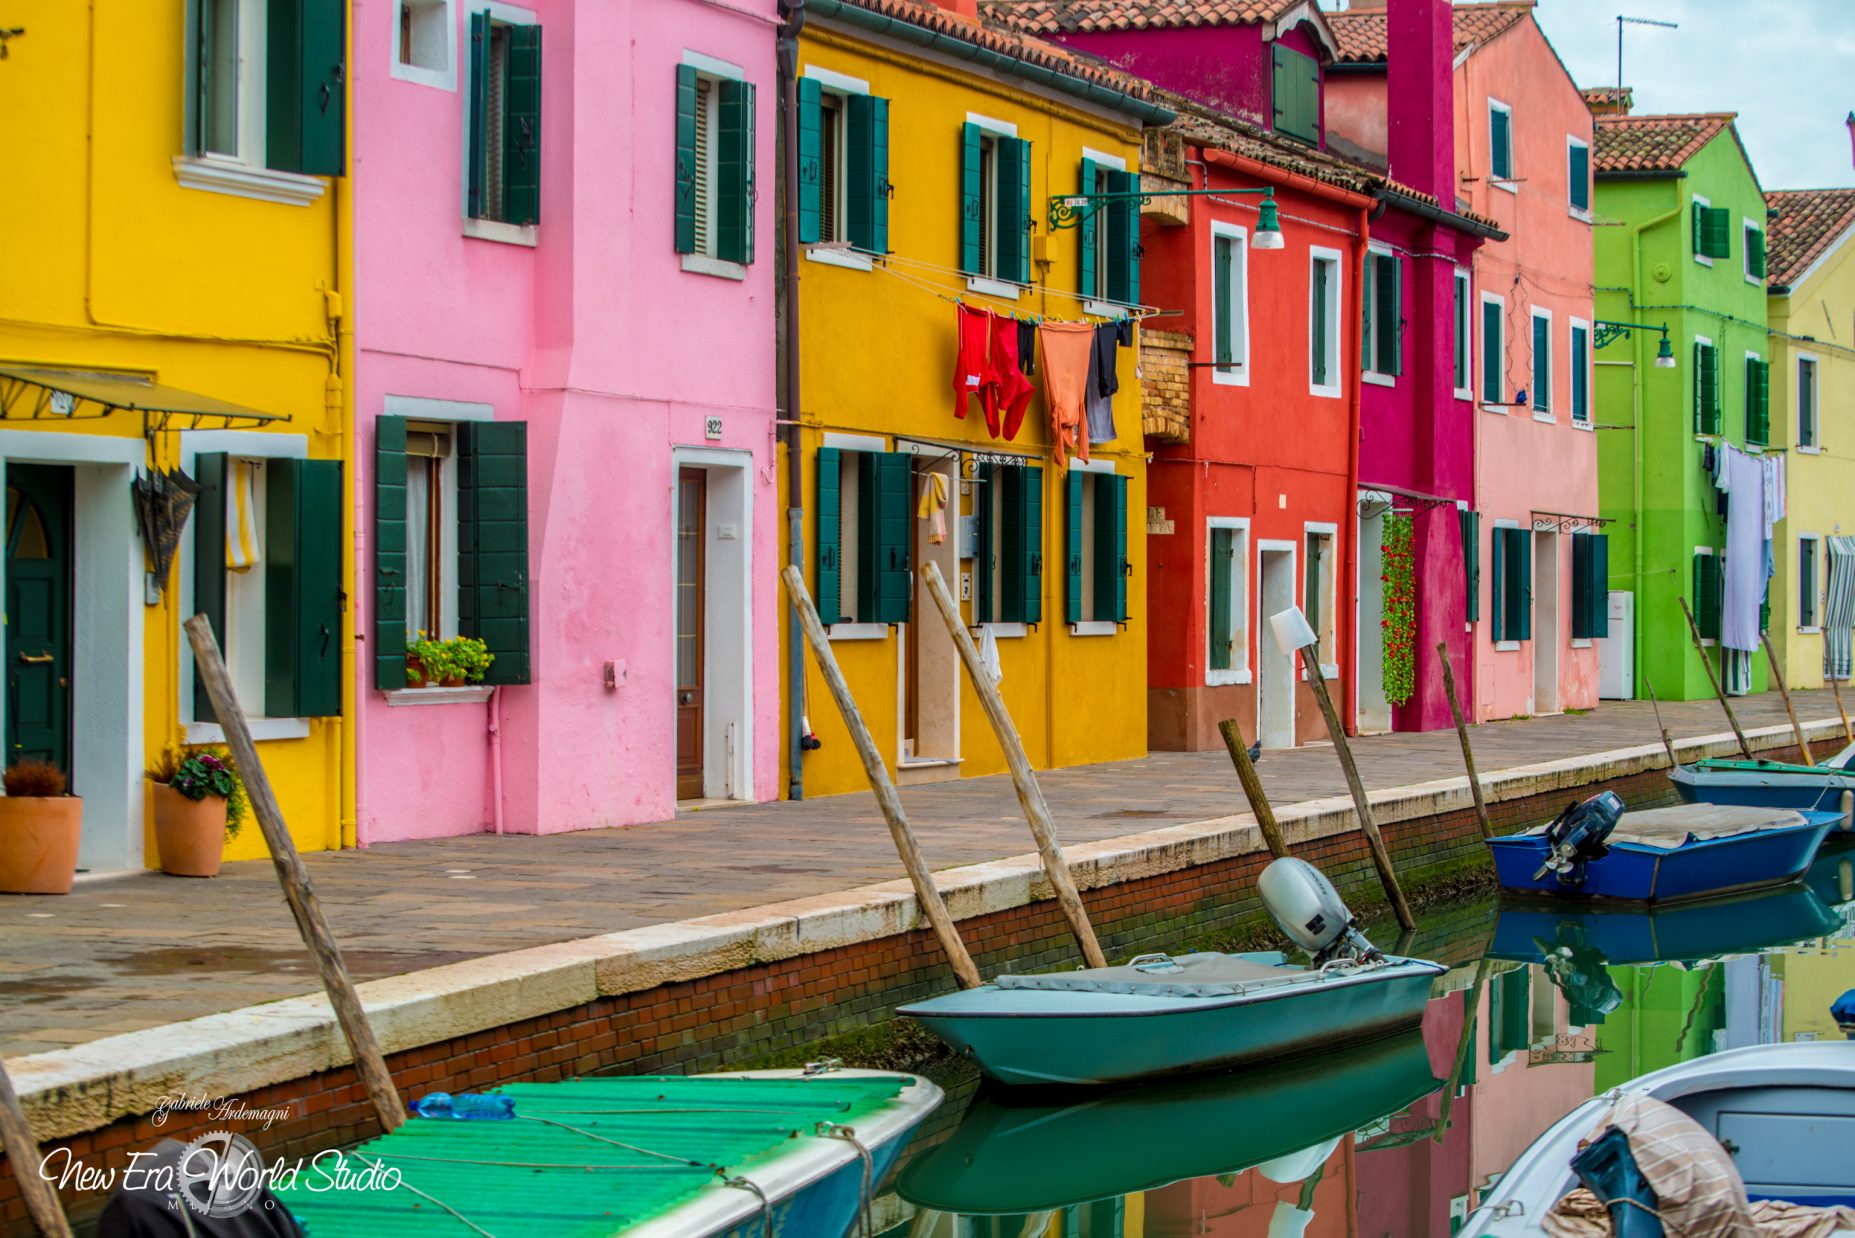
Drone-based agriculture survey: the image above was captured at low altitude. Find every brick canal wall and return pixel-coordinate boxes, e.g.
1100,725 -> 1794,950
3,730 -> 1844,1232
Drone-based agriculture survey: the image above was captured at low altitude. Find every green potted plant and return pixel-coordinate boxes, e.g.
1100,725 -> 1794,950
450,636 -> 495,685
0,759 -> 82,895
146,743 -> 247,877
407,634 -> 456,688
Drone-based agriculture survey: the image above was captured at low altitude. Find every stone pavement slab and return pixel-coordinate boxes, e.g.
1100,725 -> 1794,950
1,690 -> 1842,1058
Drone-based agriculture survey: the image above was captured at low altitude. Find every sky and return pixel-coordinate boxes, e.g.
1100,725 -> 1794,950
1527,0 -> 1855,191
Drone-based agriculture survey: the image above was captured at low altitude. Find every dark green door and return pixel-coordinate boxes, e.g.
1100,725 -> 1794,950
6,466 -> 73,773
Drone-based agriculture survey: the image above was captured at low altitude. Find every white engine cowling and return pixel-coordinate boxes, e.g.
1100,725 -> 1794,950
1258,857 -> 1379,964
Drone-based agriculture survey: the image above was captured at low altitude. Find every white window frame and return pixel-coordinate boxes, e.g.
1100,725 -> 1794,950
1530,306 -> 1554,421
1206,517 -> 1252,686
1693,333 -> 1716,439
822,431 -> 890,641
1309,247 -> 1344,399
1744,220 -> 1764,286
963,113 -> 1027,300
800,66 -> 873,273
391,0 -> 457,91
1210,220 -> 1251,387
1798,352 -> 1821,451
1488,99 -> 1516,192
1480,290 -> 1507,411
459,4 -> 543,247
1692,194 -> 1715,267
1566,135 -> 1591,220
1066,456 -> 1119,637
1362,243 -> 1399,387
1081,147 -> 1129,318
1303,521 -> 1340,679
1453,268 -> 1474,401
1492,517 -> 1522,651
1569,317 -> 1592,428
1693,545 -> 1718,647
970,446 -> 1035,640
673,49 -> 747,276
1798,534 -> 1823,633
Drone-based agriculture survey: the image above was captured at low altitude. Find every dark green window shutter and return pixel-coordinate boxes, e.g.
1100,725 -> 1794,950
1376,255 -> 1402,376
1077,158 -> 1099,299
1018,141 -> 1033,285
797,78 -> 822,246
264,458 -> 344,719
974,463 -> 993,623
1571,325 -> 1589,421
1692,201 -> 1704,255
1695,554 -> 1721,641
1213,236 -> 1235,367
1695,343 -> 1720,434
1312,259 -> 1331,386
857,452 -> 910,624
815,448 -> 843,625
1801,539 -> 1818,627
1460,508 -> 1481,623
1107,170 -> 1140,304
959,122 -> 982,275
185,0 -> 208,156
1572,533 -> 1594,639
1704,207 -> 1731,260
1482,298 -> 1503,403
467,13 -> 491,219
718,79 -> 755,265
846,93 -> 889,254
1531,314 -> 1550,411
1749,228 -> 1767,279
1209,527 -> 1234,671
1454,277 -> 1469,391
501,24 -> 542,226
458,421 -> 531,685
674,65 -> 700,252
1064,470 -> 1085,623
1569,141 -> 1589,212
994,137 -> 1025,283
1093,474 -> 1128,624
1586,533 -> 1611,639
1361,253 -> 1375,369
1491,523 -> 1508,642
1746,358 -> 1770,444
1304,539 -> 1323,660
1001,466 -> 1043,625
373,417 -> 408,690
1490,106 -> 1512,180
266,0 -> 346,177
193,453 -> 230,721
1513,527 -> 1533,642
1272,44 -> 1318,145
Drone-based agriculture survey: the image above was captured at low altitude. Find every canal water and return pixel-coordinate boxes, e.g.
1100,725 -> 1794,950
873,845 -> 1855,1237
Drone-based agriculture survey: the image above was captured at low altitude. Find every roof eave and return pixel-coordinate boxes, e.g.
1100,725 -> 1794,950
1595,168 -> 1689,181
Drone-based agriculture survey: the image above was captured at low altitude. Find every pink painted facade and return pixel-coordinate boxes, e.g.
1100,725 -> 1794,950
353,0 -> 780,842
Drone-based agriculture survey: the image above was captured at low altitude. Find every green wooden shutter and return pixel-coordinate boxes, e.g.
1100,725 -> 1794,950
1531,314 -> 1550,411
1703,207 -> 1731,260
373,417 -> 409,690
502,24 -> 542,226
264,458 -> 344,719
1490,106 -> 1511,180
718,79 -> 755,265
1304,539 -> 1323,659
1077,158 -> 1098,299
1093,474 -> 1128,624
994,137 -> 1025,283
1107,170 -> 1141,304
193,453 -> 230,721
815,448 -> 842,625
1376,255 -> 1402,377
797,78 -> 822,246
266,0 -> 346,177
1001,466 -> 1044,625
847,94 -> 888,254
674,64 -> 700,253
1460,508 -> 1481,623
1272,44 -> 1318,145
1213,236 -> 1235,367
468,13 -> 491,220
974,463 -> 993,623
1019,141 -> 1033,285
1589,534 -> 1611,638
1514,527 -> 1533,642
1064,470 -> 1085,623
959,122 -> 983,275
1361,253 -> 1375,370
857,452 -> 910,624
1209,527 -> 1233,671
458,421 -> 531,684
1571,533 -> 1595,639
1491,524 -> 1508,642
1749,228 -> 1767,278
1311,259 -> 1330,386
1698,343 -> 1720,434
1482,298 -> 1502,403
1454,276 -> 1469,391
1695,554 -> 1721,640
1572,325 -> 1589,422
1746,358 -> 1770,444
1569,142 -> 1589,212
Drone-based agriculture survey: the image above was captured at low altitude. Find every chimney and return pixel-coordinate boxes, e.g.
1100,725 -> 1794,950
1386,0 -> 1456,207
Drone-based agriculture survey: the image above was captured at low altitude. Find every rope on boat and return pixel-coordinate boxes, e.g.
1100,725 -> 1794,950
516,1115 -> 706,1167
720,1172 -> 777,1238
817,1122 -> 876,1238
363,1155 -> 498,1237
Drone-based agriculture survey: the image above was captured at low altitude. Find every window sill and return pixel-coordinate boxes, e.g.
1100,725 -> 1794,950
964,276 -> 1027,300
1797,444 -> 1823,455
1083,299 -> 1134,319
1798,626 -> 1823,635
1299,663 -> 1340,681
1532,410 -> 1557,424
172,156 -> 328,207
805,246 -> 873,272
973,622 -> 1028,639
1570,207 -> 1593,224
1491,178 -> 1518,195
1694,255 -> 1714,268
1212,366 -> 1250,388
898,756 -> 962,770
1495,640 -> 1522,652
1481,403 -> 1509,416
1069,621 -> 1118,637
1745,274 -> 1765,287
1454,387 -> 1475,403
1571,418 -> 1595,432
390,60 -> 457,92
1310,382 -> 1343,400
1208,668 -> 1253,687
1571,638 -> 1593,649
683,253 -> 748,281
1363,372 -> 1397,389
184,718 -> 312,744
385,686 -> 495,707
464,217 -> 539,247
827,622 -> 888,641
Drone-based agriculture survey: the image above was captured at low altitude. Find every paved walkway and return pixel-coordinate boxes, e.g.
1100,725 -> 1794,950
3,692 -> 1842,1058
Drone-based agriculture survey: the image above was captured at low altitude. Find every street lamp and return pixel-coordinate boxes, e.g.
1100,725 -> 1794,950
1655,333 -> 1676,368
1594,319 -> 1677,369
1253,194 -> 1285,249
1049,186 -> 1286,250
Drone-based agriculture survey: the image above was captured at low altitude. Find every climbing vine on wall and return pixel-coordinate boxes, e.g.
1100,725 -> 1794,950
1382,512 -> 1416,707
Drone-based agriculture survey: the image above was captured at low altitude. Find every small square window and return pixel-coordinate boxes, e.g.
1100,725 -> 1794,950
397,1 -> 451,75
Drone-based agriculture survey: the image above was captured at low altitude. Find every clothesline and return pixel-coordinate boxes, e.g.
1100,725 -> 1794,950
877,250 -> 1161,321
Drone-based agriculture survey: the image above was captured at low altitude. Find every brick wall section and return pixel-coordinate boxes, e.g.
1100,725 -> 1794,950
1141,329 -> 1193,442
3,739 -> 1842,1232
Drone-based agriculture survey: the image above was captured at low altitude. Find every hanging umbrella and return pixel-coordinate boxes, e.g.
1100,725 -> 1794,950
133,468 -> 202,597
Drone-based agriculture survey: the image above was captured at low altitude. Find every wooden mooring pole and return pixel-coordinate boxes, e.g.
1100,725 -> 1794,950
0,1059 -> 72,1238
918,562 -> 1106,970
184,616 -> 409,1133
1217,719 -> 1290,860
1677,596 -> 1753,759
1832,675 -> 1854,746
1643,676 -> 1681,770
1436,642 -> 1493,840
1761,632 -> 1815,765
779,567 -> 983,989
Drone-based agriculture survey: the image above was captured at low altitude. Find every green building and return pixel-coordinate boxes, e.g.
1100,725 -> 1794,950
1592,102 -> 1771,701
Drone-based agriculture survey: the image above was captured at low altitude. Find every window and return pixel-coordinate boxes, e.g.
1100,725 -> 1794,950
1488,100 -> 1514,187
184,0 -> 345,177
1745,354 -> 1770,444
798,76 -> 889,256
1571,532 -> 1609,639
1693,338 -> 1720,435
468,12 -> 542,227
1453,270 -> 1473,399
1311,249 -> 1343,397
1480,293 -> 1506,405
1799,357 -> 1820,448
1693,549 -> 1722,641
1063,469 -> 1130,629
815,446 -> 911,627
394,0 -> 452,85
1272,44 -> 1320,146
1491,524 -> 1531,643
1530,308 -> 1552,415
193,454 -> 344,723
1459,508 -> 1481,622
970,461 -> 1044,626
1691,196 -> 1730,261
1799,536 -> 1821,630
1207,520 -> 1250,684
1362,248 -> 1402,381
1745,222 -> 1766,282
676,61 -> 756,263
961,121 -> 1032,286
1567,136 -> 1591,215
1570,320 -> 1591,424
374,415 -> 532,688
1212,223 -> 1249,383
1304,526 -> 1337,669
1077,156 -> 1140,305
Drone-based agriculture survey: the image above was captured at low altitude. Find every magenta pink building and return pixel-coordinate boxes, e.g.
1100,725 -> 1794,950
352,0 -> 780,842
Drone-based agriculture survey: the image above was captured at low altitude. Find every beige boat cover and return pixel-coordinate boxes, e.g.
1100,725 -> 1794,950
1527,804 -> 1809,852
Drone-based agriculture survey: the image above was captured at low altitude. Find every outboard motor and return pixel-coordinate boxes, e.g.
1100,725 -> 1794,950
1258,857 -> 1382,966
1534,790 -> 1625,885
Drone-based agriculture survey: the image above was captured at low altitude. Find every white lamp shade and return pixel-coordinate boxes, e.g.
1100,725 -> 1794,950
1252,229 -> 1286,251
1269,606 -> 1318,656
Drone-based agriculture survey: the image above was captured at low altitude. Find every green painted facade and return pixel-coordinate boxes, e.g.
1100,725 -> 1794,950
1595,122 -> 1772,700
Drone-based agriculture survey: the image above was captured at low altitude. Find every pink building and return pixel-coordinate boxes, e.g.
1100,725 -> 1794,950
1328,0 -> 1601,722
353,0 -> 780,841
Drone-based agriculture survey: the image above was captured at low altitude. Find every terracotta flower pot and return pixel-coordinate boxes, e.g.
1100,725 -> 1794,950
442,676 -> 465,688
151,782 -> 227,878
0,795 -> 83,895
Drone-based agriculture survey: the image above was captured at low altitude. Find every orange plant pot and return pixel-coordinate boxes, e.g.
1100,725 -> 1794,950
0,796 -> 83,895
151,783 -> 227,878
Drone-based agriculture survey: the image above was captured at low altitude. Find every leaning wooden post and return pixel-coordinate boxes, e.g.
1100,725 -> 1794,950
1436,642 -> 1493,840
1677,596 -> 1753,759
917,562 -> 1105,970
184,616 -> 409,1133
1761,632 -> 1815,766
1433,957 -> 1494,1145
1643,676 -> 1681,770
1217,719 -> 1290,860
779,568 -> 983,989
0,1059 -> 73,1238
1832,674 -> 1854,745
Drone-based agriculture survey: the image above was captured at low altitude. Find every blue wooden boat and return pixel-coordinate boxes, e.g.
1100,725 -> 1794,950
1671,741 -> 1855,818
1488,880 -> 1843,969
1487,799 -> 1838,904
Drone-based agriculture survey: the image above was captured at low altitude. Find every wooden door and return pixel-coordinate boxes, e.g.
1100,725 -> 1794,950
675,468 -> 706,800
6,466 -> 73,773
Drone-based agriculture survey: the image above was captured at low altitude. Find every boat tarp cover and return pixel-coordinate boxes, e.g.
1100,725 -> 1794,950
1527,805 -> 1809,851
992,952 -> 1312,998
269,1075 -> 910,1236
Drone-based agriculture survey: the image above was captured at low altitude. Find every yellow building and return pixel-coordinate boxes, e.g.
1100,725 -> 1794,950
1766,190 -> 1855,689
785,0 -> 1172,798
0,0 -> 352,867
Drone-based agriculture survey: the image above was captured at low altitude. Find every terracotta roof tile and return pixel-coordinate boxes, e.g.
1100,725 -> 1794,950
1764,188 -> 1855,291
1580,86 -> 1633,106
1328,1 -> 1533,65
982,0 -> 1304,34
1593,113 -> 1736,174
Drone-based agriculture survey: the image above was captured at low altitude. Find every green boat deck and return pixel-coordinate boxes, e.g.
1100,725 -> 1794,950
272,1075 -> 910,1236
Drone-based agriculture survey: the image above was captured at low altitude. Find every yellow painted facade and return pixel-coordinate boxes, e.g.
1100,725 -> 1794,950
0,2 -> 352,865
784,17 -> 1154,799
